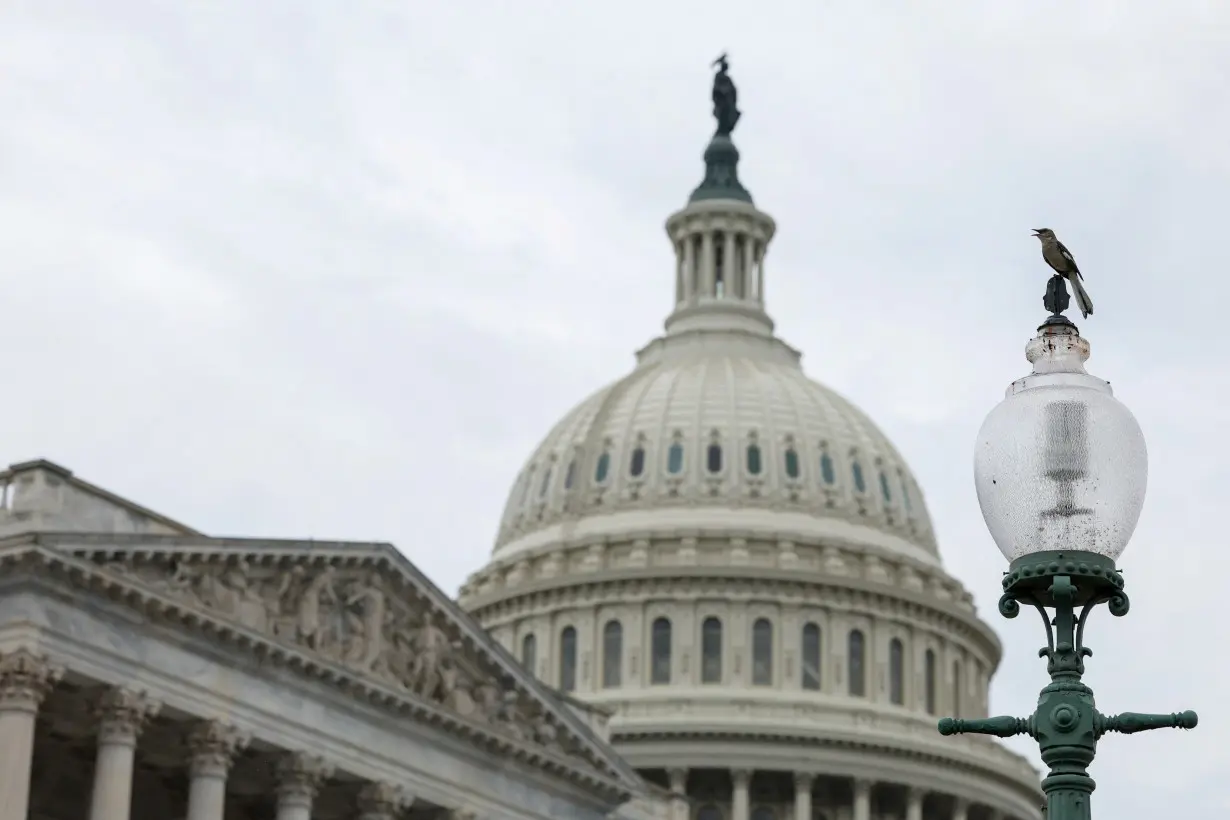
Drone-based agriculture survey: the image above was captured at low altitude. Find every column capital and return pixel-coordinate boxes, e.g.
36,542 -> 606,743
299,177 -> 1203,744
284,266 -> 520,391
357,782 -> 413,820
906,786 -> 927,804
96,687 -> 161,745
793,772 -> 815,791
275,753 -> 333,806
667,768 -> 688,793
188,721 -> 250,778
0,648 -> 62,711
950,797 -> 970,820
731,768 -> 753,787
852,778 -> 873,797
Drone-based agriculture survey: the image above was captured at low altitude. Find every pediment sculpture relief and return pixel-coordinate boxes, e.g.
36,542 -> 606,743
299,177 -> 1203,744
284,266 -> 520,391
102,557 -> 573,758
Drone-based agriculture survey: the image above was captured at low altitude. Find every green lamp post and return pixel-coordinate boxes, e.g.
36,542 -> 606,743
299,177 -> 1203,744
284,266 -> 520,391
937,283 -> 1197,820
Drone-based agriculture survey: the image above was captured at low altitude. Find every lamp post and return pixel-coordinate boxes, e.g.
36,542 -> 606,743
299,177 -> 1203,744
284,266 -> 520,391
937,276 -> 1197,820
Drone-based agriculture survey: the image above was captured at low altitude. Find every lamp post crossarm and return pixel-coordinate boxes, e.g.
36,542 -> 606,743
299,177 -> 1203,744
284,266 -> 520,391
937,715 -> 1033,739
1096,710 -> 1198,737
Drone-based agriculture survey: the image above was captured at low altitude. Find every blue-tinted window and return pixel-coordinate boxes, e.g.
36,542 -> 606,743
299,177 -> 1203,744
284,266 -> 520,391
848,629 -> 866,696
801,623 -> 821,690
706,444 -> 723,474
630,447 -> 646,477
889,638 -> 905,705
879,471 -> 891,502
603,620 -> 622,688
746,444 -> 762,475
521,634 -> 537,676
701,617 -> 723,683
820,453 -> 835,485
784,448 -> 800,479
651,618 -> 672,684
559,627 -> 577,692
667,442 -> 684,474
852,461 -> 866,493
563,459 -> 576,489
594,452 -> 610,483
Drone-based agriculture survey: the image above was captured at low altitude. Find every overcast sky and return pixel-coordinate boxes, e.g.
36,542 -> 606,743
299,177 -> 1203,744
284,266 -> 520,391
2,1 -> 1227,817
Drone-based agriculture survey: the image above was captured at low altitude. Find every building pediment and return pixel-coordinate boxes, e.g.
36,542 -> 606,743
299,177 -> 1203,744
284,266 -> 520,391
0,533 -> 641,800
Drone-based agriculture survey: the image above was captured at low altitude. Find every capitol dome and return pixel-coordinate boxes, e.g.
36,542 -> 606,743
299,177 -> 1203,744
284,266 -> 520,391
461,67 -> 1041,820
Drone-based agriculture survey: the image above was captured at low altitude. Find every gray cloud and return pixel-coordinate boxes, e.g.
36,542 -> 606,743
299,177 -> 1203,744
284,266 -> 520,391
2,1 -> 1226,816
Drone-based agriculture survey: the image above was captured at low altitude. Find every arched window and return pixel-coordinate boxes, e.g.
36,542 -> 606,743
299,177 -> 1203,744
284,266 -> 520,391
563,459 -> 577,490
889,638 -> 905,705
848,629 -> 866,696
924,649 -> 937,714
539,466 -> 553,497
820,453 -> 836,485
752,618 -> 773,686
651,617 -> 672,684
801,622 -> 821,690
746,444 -> 762,475
602,620 -> 623,688
952,660 -> 963,718
852,461 -> 866,493
701,617 -> 723,684
629,446 -> 646,477
594,452 -> 610,483
879,471 -> 891,502
521,634 -> 537,677
697,806 -> 722,820
784,448 -> 800,479
706,443 -> 723,474
751,808 -> 776,820
558,627 -> 577,692
667,442 -> 684,474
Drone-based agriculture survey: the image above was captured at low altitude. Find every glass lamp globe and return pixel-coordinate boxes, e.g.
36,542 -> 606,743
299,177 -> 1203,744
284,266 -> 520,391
973,324 -> 1147,564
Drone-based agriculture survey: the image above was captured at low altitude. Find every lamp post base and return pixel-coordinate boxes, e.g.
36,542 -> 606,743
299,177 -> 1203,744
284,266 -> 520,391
938,551 -> 1197,820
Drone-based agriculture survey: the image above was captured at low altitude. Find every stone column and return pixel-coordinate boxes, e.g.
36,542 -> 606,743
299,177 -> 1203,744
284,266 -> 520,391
185,722 -> 249,820
357,782 -> 413,820
0,649 -> 62,820
905,787 -> 925,820
722,232 -> 737,297
951,797 -> 969,820
743,238 -> 757,301
851,778 -> 872,820
793,773 -> 814,820
667,768 -> 688,820
275,753 -> 333,820
89,688 -> 160,820
700,231 -> 715,297
682,238 -> 696,302
731,769 -> 751,820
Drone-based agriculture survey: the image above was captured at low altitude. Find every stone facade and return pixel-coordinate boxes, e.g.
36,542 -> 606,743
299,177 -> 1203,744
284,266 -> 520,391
0,459 -> 648,820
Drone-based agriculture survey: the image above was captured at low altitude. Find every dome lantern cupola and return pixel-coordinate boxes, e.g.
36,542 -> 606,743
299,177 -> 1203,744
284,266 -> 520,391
664,55 -> 777,338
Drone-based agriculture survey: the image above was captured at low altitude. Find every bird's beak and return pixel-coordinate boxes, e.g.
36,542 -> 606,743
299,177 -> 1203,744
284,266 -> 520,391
1030,229 -> 1041,236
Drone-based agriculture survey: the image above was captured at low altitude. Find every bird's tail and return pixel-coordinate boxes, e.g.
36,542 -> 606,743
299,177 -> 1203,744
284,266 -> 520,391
1070,276 -> 1094,318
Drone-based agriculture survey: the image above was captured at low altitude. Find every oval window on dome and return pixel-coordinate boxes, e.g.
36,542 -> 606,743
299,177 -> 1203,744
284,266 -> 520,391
667,442 -> 684,474
820,453 -> 836,485
879,471 -> 891,502
746,444 -> 762,475
563,459 -> 577,490
629,446 -> 646,477
784,448 -> 800,479
706,443 -> 723,474
594,452 -> 611,483
852,461 -> 866,493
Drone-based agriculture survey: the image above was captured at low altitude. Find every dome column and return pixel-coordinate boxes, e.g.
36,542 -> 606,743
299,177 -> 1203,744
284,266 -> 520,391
905,787 -> 925,820
951,797 -> 969,820
731,769 -> 751,820
792,773 -> 814,820
667,768 -> 688,820
852,778 -> 872,820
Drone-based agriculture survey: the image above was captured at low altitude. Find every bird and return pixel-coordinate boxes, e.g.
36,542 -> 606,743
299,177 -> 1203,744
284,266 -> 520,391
1032,228 -> 1093,318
